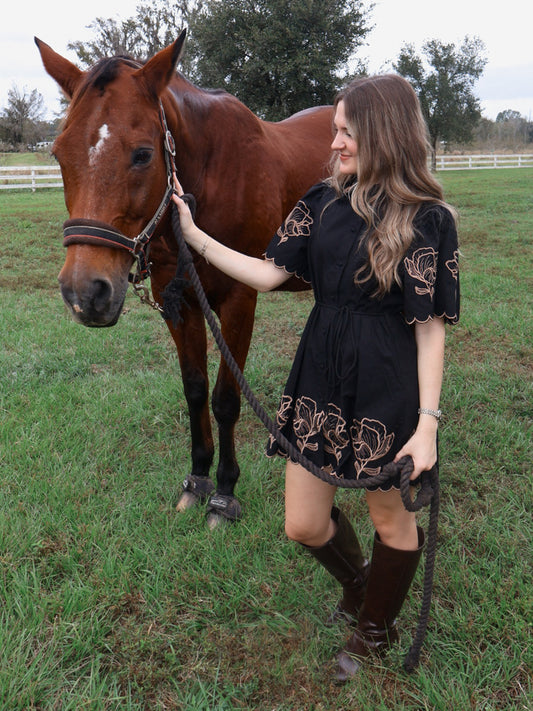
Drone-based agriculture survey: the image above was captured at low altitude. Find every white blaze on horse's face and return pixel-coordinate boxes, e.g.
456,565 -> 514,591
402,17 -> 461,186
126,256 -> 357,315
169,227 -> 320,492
89,124 -> 110,166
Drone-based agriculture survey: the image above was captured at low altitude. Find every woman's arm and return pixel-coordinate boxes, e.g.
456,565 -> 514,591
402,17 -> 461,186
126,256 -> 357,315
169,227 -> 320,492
395,316 -> 446,478
172,182 -> 291,293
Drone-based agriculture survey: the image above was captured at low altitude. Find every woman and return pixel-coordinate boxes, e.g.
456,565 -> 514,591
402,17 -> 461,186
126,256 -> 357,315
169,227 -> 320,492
172,74 -> 460,681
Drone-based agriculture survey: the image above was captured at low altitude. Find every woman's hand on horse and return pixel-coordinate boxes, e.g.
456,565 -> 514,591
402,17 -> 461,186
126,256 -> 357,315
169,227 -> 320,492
171,173 -> 195,237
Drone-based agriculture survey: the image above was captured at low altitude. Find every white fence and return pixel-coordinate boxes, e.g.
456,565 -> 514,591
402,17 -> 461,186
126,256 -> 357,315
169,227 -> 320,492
0,165 -> 62,191
1,155 -> 532,191
435,154 -> 533,170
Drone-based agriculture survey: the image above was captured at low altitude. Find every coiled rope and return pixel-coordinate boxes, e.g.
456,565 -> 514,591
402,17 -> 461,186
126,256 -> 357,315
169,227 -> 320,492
166,202 -> 439,671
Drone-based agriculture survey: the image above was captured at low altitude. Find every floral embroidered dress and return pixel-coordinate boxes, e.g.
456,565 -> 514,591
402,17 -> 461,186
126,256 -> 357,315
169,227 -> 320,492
264,182 -> 460,490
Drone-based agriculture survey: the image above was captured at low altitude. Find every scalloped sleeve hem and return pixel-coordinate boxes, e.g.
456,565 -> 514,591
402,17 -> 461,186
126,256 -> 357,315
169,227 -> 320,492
262,254 -> 312,284
402,206 -> 460,326
263,182 -> 330,284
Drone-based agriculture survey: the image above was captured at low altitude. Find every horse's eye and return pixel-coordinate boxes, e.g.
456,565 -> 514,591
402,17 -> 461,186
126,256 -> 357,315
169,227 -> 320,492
132,148 -> 153,166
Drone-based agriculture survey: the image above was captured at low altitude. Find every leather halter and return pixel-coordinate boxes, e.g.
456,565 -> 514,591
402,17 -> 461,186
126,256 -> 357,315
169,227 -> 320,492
62,103 -> 177,284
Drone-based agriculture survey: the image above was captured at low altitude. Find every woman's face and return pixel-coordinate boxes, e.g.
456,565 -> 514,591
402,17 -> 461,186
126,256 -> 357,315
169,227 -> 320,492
331,100 -> 358,175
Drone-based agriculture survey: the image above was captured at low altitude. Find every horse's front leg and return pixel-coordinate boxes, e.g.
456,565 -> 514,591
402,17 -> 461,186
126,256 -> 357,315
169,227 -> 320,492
207,285 -> 258,528
170,303 -> 218,511
152,260 -> 216,510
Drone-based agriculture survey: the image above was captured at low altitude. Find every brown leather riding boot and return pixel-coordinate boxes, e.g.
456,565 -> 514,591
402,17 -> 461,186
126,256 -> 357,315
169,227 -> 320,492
305,507 -> 369,625
335,526 -> 425,682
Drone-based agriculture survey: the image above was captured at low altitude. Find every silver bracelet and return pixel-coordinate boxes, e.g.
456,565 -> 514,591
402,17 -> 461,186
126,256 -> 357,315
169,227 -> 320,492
199,238 -> 209,260
418,407 -> 442,420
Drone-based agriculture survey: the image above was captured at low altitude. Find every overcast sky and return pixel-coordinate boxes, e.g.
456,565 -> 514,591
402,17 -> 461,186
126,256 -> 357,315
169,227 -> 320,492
2,0 -> 532,121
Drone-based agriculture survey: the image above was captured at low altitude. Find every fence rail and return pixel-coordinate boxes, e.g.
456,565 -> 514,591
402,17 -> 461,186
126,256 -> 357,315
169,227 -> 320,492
1,155 -> 532,191
0,165 -> 62,191
435,154 -> 533,170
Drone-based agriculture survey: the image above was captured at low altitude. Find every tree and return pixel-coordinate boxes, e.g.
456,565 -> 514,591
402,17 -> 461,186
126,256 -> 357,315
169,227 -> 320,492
496,109 -> 522,123
134,0 -> 204,68
394,36 -> 487,169
67,0 -> 370,119
494,109 -> 530,146
0,85 -> 46,148
188,0 -> 372,120
67,16 -> 141,65
68,1 -> 203,72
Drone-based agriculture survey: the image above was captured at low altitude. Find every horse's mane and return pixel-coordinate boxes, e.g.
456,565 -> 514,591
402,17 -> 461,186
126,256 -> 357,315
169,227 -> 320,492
73,54 -> 228,105
65,53 -> 254,134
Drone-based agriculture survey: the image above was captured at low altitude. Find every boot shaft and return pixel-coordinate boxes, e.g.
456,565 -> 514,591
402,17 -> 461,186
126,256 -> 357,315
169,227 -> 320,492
336,527 -> 425,681
305,507 -> 369,621
305,507 -> 368,585
358,527 -> 425,635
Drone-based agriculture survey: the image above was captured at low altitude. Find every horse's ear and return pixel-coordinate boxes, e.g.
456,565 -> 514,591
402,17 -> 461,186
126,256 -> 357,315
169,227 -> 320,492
133,29 -> 187,98
35,37 -> 83,99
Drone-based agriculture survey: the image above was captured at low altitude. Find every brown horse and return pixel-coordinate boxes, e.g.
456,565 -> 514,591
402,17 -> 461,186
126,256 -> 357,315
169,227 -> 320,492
35,31 -> 334,527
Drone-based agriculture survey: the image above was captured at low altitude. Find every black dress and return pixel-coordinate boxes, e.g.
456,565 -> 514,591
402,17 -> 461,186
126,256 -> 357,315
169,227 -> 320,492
264,182 -> 460,490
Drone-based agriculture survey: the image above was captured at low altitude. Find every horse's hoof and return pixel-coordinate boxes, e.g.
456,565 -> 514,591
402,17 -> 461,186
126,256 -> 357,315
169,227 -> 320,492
176,491 -> 200,512
176,475 -> 215,512
206,510 -> 228,530
206,494 -> 242,528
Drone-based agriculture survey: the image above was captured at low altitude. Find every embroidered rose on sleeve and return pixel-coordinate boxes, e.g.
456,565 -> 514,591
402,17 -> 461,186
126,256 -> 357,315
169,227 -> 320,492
276,201 -> 313,245
445,249 -> 459,280
404,247 -> 437,298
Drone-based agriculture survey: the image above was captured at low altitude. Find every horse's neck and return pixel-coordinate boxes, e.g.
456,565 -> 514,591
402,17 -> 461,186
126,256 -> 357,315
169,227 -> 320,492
166,75 -> 263,188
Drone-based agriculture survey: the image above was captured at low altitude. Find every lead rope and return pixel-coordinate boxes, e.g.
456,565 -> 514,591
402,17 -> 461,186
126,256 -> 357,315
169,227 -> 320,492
168,203 -> 438,671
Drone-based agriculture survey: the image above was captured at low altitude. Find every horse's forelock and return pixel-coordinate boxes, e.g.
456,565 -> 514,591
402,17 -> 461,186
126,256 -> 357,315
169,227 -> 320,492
67,56 -> 144,109
87,56 -> 141,93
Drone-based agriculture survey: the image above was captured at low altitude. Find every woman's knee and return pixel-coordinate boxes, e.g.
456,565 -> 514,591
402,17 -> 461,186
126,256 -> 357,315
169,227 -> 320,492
366,488 -> 417,548
284,461 -> 336,546
284,514 -> 332,547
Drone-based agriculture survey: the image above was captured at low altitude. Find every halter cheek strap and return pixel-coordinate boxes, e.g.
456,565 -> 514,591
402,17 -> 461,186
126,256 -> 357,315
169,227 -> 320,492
61,102 -> 177,284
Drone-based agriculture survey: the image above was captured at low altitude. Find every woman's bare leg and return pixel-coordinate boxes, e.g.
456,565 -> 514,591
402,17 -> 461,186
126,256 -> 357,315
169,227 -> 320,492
284,460 -> 337,547
365,487 -> 418,550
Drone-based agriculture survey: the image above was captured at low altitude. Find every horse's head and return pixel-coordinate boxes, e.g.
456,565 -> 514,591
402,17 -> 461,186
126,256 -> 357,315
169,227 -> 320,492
35,32 -> 186,326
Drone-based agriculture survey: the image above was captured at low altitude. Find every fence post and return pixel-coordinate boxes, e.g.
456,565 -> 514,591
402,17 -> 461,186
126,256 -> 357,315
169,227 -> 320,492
31,167 -> 36,193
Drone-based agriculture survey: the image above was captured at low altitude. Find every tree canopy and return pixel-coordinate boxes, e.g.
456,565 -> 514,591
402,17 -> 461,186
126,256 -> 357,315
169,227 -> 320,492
496,109 -> 522,123
188,0 -> 372,119
393,36 -> 487,167
67,0 -> 202,73
0,85 -> 47,148
67,0 -> 372,121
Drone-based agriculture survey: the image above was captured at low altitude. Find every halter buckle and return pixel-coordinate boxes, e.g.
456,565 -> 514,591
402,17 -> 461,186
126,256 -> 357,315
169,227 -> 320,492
165,129 -> 176,157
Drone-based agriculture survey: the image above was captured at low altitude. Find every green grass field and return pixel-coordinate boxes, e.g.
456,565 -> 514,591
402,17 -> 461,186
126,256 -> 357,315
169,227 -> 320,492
0,170 -> 531,710
0,152 -> 56,166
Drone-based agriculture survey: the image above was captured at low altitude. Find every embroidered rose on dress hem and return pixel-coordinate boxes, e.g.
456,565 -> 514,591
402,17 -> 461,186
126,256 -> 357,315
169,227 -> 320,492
323,405 -> 349,464
268,394 -> 293,449
350,417 -> 394,477
293,396 -> 326,452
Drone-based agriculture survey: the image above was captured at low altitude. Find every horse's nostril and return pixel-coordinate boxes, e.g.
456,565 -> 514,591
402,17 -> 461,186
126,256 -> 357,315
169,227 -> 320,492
92,279 -> 113,312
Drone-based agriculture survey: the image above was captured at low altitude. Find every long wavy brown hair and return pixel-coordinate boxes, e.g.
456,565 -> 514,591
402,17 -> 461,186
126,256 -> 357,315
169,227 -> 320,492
328,74 -> 456,296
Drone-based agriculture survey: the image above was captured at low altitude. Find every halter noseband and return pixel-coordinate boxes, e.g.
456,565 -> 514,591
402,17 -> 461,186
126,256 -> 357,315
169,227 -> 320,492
62,103 -> 177,284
